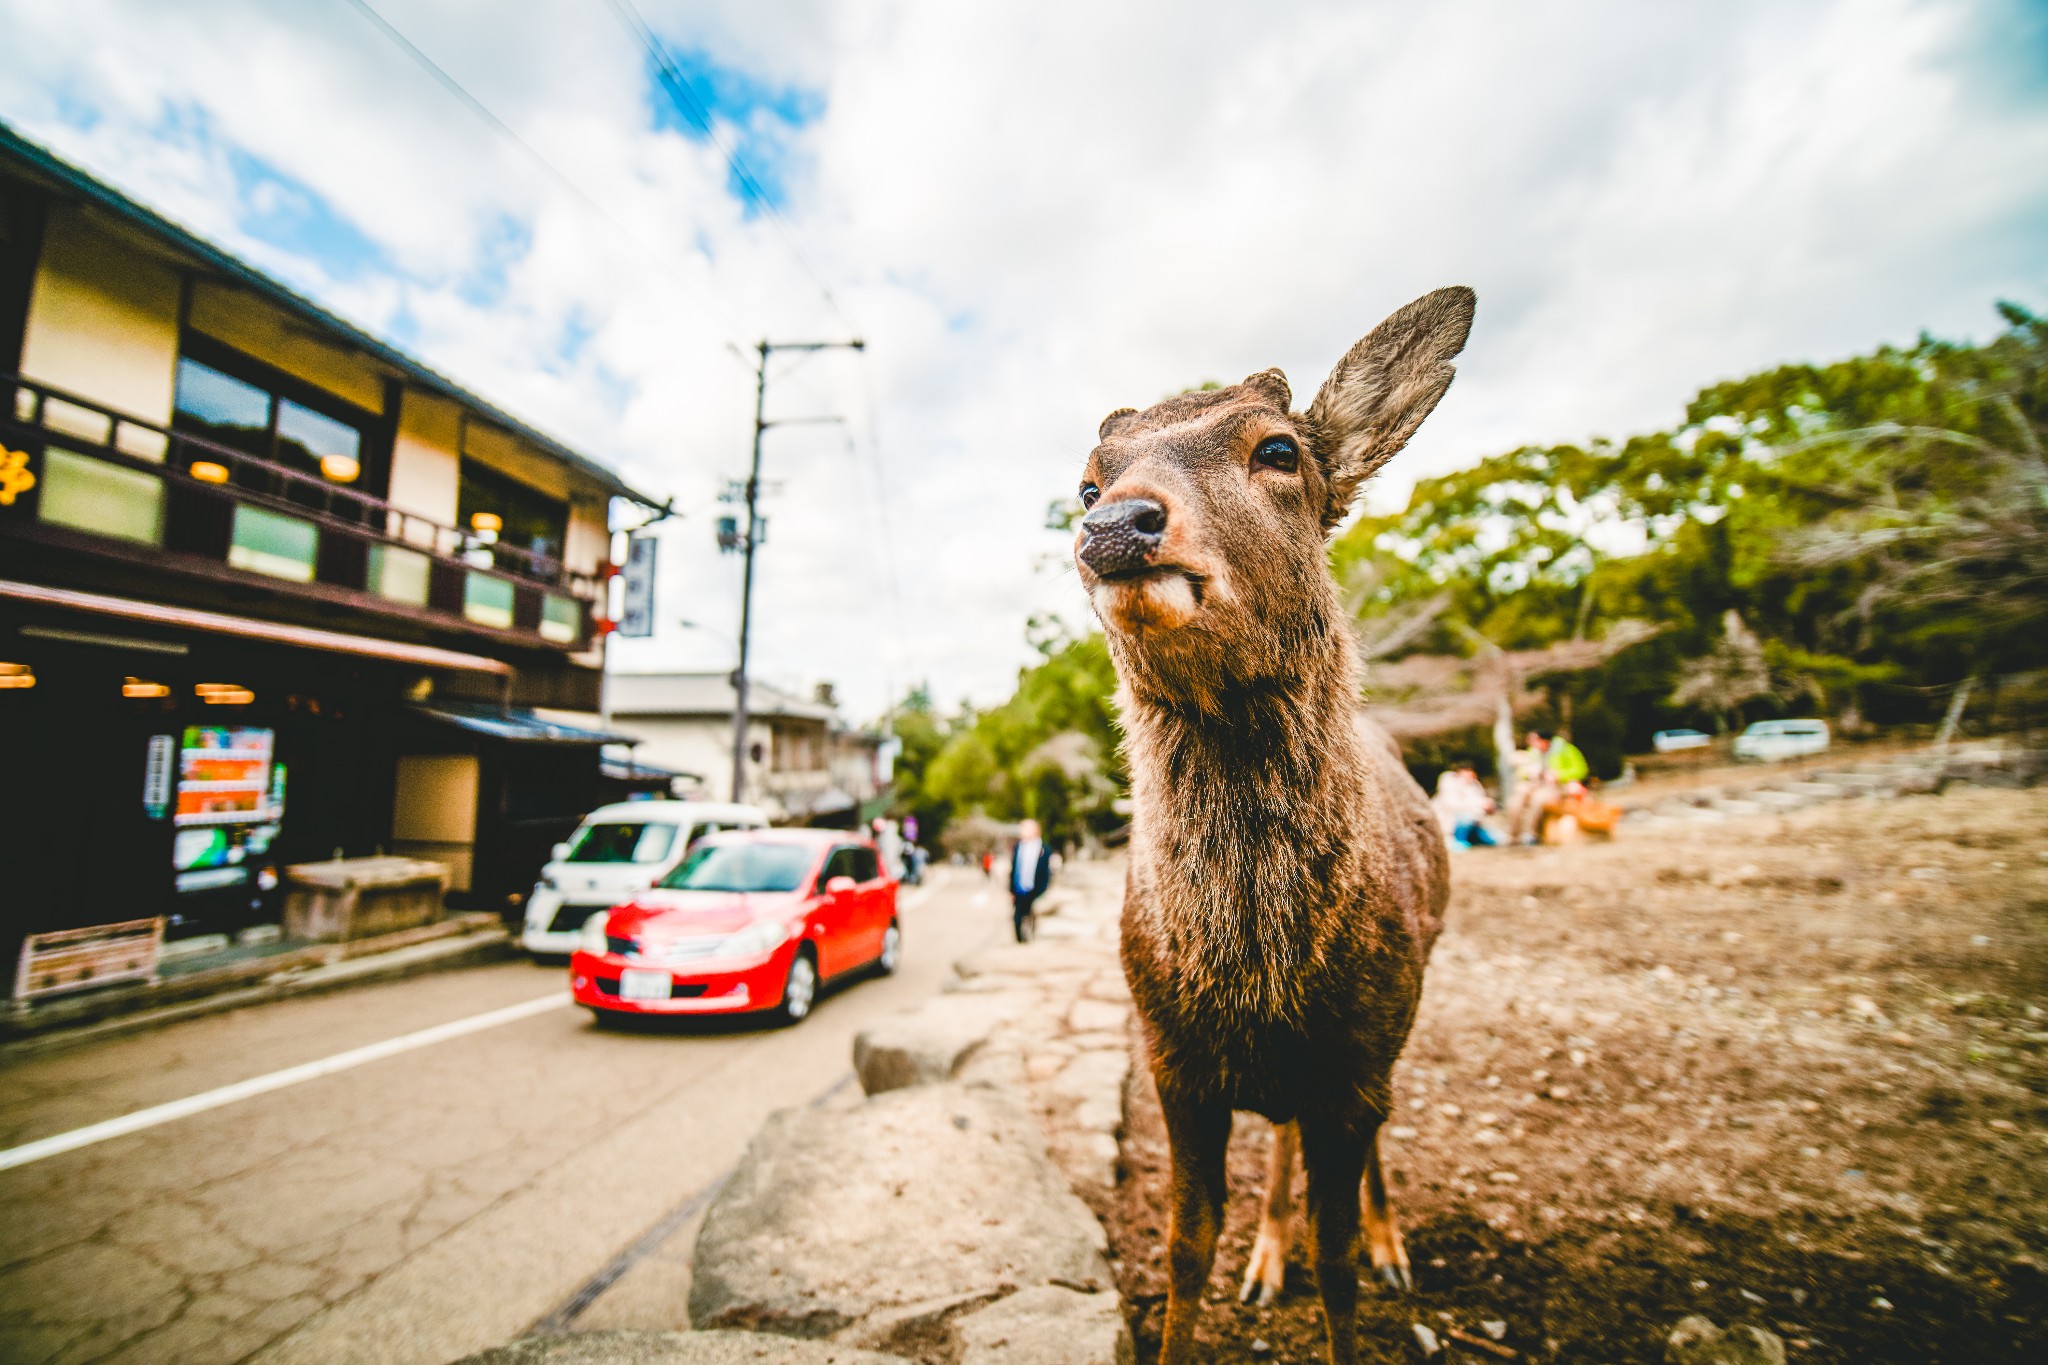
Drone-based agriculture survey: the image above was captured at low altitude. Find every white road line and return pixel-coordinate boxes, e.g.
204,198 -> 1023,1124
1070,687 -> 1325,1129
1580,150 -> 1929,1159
0,992 -> 570,1173
970,891 -> 990,907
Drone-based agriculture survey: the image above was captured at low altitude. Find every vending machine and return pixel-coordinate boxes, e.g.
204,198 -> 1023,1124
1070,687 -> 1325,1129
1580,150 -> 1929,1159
167,725 -> 287,935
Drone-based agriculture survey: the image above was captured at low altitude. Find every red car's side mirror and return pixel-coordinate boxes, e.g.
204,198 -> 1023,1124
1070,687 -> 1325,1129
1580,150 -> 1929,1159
825,875 -> 858,897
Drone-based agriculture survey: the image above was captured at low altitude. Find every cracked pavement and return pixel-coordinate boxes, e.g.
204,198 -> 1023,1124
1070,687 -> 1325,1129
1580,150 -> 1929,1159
0,869 -> 1005,1365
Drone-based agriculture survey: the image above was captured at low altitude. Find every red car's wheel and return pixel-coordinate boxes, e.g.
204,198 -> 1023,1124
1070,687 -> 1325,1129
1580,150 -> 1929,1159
773,948 -> 818,1026
876,920 -> 902,975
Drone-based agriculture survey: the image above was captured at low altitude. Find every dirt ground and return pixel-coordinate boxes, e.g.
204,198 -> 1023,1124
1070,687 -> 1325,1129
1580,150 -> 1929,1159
1105,785 -> 2048,1363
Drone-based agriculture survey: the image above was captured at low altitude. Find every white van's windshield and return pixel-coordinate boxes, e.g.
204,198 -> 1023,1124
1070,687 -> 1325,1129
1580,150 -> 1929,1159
564,822 -> 680,865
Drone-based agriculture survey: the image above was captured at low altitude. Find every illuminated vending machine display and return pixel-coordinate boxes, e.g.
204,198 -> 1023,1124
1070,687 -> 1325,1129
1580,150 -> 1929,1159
171,726 -> 286,896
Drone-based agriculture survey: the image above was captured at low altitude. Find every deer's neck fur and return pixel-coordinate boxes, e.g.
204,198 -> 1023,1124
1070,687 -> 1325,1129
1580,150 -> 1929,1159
1116,599 -> 1383,1023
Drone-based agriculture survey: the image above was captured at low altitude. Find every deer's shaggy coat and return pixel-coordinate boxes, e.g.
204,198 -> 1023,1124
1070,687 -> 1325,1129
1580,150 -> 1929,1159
1075,287 -> 1473,1364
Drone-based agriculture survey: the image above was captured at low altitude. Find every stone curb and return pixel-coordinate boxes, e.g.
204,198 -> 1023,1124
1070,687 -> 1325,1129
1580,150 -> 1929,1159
686,860 -> 1135,1365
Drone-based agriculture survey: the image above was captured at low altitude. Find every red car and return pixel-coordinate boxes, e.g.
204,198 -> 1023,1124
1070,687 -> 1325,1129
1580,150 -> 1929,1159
569,828 -> 900,1025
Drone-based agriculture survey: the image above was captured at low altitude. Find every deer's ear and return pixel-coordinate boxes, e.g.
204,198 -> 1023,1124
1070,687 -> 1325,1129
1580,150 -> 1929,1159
1306,286 -> 1475,526
1240,368 -> 1292,409
1099,408 -> 1139,441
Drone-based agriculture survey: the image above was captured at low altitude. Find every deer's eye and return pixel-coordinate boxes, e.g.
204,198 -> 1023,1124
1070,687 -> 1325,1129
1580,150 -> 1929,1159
1079,482 -> 1101,508
1253,436 -> 1299,472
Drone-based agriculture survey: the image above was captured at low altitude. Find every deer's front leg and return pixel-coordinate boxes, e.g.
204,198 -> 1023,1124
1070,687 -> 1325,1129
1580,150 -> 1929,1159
1156,1086 -> 1232,1365
1299,1116 -> 1370,1365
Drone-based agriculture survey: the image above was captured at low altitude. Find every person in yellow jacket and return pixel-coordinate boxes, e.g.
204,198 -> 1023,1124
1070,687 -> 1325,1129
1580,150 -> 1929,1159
1548,731 -> 1589,785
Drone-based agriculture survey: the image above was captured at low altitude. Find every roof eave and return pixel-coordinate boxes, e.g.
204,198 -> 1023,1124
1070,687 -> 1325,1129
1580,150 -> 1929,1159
0,121 -> 662,509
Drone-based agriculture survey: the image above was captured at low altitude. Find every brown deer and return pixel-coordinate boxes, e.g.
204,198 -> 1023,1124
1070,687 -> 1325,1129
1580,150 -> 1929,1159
1072,288 -> 1471,1364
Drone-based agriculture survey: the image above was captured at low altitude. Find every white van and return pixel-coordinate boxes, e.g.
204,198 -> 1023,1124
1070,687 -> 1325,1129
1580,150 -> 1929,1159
1732,718 -> 1831,763
521,800 -> 769,955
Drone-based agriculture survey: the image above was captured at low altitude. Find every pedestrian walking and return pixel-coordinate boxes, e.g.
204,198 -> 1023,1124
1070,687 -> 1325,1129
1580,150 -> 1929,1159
980,849 -> 995,879
1009,818 -> 1053,942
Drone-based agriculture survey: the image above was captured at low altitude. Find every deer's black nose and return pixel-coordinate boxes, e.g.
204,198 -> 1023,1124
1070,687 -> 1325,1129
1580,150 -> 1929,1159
1079,497 -> 1167,577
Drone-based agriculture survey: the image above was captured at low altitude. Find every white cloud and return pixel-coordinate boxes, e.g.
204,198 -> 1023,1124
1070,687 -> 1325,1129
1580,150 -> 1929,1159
3,0 -> 2044,717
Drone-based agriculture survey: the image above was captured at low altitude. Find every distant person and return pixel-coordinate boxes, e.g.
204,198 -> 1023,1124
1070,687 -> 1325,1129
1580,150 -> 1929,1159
1506,732 -> 1552,845
871,817 -> 904,881
1009,818 -> 1053,943
980,849 -> 995,879
1432,766 -> 1497,849
1547,729 -> 1589,786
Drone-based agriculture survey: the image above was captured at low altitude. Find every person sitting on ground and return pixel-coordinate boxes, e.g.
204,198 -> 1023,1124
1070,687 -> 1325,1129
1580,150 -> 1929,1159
1547,729 -> 1589,786
1431,765 -> 1498,850
1506,731 -> 1552,845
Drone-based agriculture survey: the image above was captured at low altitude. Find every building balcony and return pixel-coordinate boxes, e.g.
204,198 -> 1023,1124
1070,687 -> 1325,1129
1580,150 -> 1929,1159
0,372 -> 598,654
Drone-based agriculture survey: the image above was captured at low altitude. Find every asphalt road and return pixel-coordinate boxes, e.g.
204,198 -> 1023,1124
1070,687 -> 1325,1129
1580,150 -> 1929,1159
0,867 -> 1011,1365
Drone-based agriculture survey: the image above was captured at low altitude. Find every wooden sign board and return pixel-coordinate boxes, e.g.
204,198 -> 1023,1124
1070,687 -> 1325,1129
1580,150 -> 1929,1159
13,918 -> 165,1002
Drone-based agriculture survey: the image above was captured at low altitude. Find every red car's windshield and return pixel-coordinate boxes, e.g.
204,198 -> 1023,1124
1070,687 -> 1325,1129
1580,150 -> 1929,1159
658,842 -> 815,894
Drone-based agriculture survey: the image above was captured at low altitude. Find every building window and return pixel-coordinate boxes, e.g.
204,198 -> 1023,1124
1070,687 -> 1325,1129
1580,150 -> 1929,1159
463,571 -> 516,629
37,448 -> 165,544
228,504 -> 319,582
171,336 -> 381,499
539,593 -> 580,644
368,543 -> 432,606
457,459 -> 567,571
172,358 -> 271,458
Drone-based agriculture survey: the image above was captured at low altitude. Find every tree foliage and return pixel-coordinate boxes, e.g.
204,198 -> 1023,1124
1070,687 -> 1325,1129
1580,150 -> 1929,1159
897,302 -> 2046,812
889,619 -> 1124,848
1333,301 -> 2046,776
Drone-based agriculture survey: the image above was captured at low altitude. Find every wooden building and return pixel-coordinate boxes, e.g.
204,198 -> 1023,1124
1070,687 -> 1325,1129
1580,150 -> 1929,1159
0,123 -> 662,971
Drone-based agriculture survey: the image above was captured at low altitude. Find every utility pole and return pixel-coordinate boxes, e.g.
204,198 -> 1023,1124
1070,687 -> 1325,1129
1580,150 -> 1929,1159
729,337 -> 863,803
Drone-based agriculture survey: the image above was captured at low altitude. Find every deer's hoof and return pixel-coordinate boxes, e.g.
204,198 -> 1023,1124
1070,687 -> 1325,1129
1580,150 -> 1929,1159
1375,1262 -> 1414,1294
1239,1231 -> 1287,1305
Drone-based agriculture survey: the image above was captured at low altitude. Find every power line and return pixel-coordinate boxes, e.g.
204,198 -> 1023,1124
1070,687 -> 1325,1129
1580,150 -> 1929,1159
598,0 -> 857,337
339,0 -> 758,375
772,360 -> 914,702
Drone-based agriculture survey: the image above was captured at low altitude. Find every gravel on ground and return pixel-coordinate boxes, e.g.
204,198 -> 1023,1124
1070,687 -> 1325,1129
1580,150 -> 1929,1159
1107,785 -> 2048,1364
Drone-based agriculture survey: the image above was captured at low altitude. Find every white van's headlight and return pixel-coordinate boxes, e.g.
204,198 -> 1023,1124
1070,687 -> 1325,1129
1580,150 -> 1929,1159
578,911 -> 611,955
722,920 -> 791,958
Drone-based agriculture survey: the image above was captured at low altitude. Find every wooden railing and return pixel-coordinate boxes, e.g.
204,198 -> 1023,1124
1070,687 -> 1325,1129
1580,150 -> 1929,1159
1,371 -> 600,650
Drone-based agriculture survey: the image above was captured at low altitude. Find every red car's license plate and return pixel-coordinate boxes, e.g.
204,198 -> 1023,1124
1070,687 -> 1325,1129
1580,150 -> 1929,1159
619,968 -> 672,1001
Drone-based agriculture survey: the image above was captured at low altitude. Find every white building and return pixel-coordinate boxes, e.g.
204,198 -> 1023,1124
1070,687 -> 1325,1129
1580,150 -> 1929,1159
603,671 -> 887,825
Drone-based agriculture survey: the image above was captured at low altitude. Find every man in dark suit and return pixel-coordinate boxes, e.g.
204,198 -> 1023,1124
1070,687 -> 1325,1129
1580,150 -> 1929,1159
1009,818 -> 1053,942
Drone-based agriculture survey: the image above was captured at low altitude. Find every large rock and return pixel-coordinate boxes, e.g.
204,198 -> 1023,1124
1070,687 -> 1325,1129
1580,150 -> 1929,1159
451,1329 -> 908,1364
690,1084 -> 1112,1342
1666,1316 -> 1787,1365
953,1285 -> 1133,1365
852,992 -> 1042,1096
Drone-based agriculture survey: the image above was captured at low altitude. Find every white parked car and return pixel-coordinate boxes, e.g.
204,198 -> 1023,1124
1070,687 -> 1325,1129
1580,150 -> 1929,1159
521,800 -> 769,955
1733,718 -> 1831,763
1652,728 -> 1713,753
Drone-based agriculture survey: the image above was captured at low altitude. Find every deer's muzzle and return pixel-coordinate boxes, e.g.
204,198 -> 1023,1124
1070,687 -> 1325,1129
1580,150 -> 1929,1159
1078,497 -> 1168,578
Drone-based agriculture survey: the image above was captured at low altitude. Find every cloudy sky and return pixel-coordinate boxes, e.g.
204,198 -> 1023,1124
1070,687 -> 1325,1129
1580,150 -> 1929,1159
4,0 -> 2044,716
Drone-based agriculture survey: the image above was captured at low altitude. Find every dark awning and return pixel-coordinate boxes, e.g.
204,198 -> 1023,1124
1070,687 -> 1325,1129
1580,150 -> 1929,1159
410,702 -> 636,746
602,756 -> 695,782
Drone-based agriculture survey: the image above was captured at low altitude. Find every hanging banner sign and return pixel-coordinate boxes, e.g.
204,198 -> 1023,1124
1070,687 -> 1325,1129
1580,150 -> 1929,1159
142,734 -> 175,819
618,533 -> 658,638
